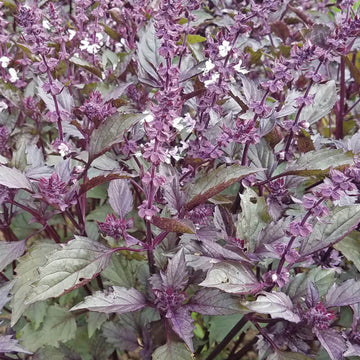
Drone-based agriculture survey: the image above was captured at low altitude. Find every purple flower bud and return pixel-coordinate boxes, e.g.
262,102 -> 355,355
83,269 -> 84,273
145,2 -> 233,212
289,221 -> 313,237
303,302 -> 336,330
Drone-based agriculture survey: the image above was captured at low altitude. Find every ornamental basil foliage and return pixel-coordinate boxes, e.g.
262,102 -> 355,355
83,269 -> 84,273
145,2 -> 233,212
1,1 -> 360,360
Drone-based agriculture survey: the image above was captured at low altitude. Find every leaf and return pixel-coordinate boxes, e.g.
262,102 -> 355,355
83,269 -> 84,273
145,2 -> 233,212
152,342 -> 193,360
0,281 -> 13,314
315,328 -> 346,360
10,241 -> 59,326
88,312 -> 108,338
0,335 -> 32,354
89,112 -> 146,159
168,307 -> 195,352
300,80 -> 337,125
137,21 -> 162,81
187,289 -> 239,315
199,261 -> 262,294
79,172 -> 134,196
300,205 -> 360,256
305,281 -> 319,308
163,249 -> 188,290
333,231 -> 360,272
25,236 -> 113,304
236,187 -> 269,252
286,267 -> 335,302
20,305 -> 77,352
186,34 -> 206,44
69,56 -> 102,78
108,179 -> 133,218
102,321 -> 139,352
70,286 -> 147,314
281,149 -> 353,177
0,240 -> 25,271
207,314 -> 244,344
325,279 -> 360,307
185,165 -> 262,211
0,165 -> 32,190
270,351 -> 313,360
151,216 -> 195,234
242,292 -> 301,323
343,55 -> 360,85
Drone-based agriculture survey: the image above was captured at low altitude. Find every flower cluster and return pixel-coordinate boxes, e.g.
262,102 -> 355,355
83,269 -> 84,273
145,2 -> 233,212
303,302 -> 336,330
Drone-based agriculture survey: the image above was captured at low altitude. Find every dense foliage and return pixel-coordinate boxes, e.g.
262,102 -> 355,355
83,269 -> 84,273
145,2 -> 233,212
0,0 -> 360,359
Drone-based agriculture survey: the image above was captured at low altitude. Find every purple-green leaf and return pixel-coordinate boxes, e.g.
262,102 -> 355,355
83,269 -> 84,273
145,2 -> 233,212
70,286 -> 147,314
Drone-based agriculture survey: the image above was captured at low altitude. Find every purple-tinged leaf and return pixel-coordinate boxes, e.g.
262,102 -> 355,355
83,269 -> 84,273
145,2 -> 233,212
325,279 -> 360,307
0,165 -> 32,190
187,289 -> 239,315
267,351 -> 313,360
199,261 -> 262,294
70,286 -> 147,314
306,281 -> 319,308
300,205 -> 360,257
24,236 -> 113,304
315,328 -> 346,360
281,149 -> 353,177
0,281 -> 13,313
0,240 -> 25,271
69,56 -> 102,77
152,217 -> 195,234
108,179 -> 133,219
243,292 -> 301,323
184,165 -> 263,211
102,321 -> 139,352
162,249 -> 188,291
168,307 -> 195,352
79,172 -> 134,196
0,335 -> 32,354
163,179 -> 187,216
343,341 -> 360,357
152,341 -> 192,360
89,112 -> 146,159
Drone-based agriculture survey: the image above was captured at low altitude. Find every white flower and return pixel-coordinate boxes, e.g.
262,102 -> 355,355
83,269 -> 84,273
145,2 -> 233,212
80,39 -> 100,55
68,29 -> 76,41
0,101 -> 8,112
58,142 -> 71,157
0,56 -> 10,68
234,59 -> 248,74
42,19 -> 51,30
8,68 -> 18,83
218,40 -> 231,57
204,72 -> 220,88
96,33 -> 104,44
203,59 -> 215,74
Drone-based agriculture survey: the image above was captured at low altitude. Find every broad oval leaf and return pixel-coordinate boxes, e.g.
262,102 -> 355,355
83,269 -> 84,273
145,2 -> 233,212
25,236 -> 113,304
243,292 -> 301,323
71,286 -> 147,314
89,112 -> 146,159
315,328 -> 346,360
325,279 -> 360,307
0,335 -> 32,354
199,261 -> 262,294
300,205 -> 360,256
185,165 -> 263,211
333,231 -> 360,272
300,80 -> 337,125
152,342 -> 193,360
187,288 -> 240,315
0,240 -> 25,271
108,179 -> 133,218
0,165 -> 32,190
279,149 -> 353,177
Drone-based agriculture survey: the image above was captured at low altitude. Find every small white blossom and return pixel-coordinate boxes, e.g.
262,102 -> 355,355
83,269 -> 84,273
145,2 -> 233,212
8,68 -> 18,83
0,56 -> 10,68
234,59 -> 248,74
204,72 -> 220,88
0,101 -> 8,112
58,142 -> 71,157
42,19 -> 51,30
271,273 -> 278,282
68,29 -> 76,41
203,59 -> 215,74
80,39 -> 101,55
218,40 -> 231,57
